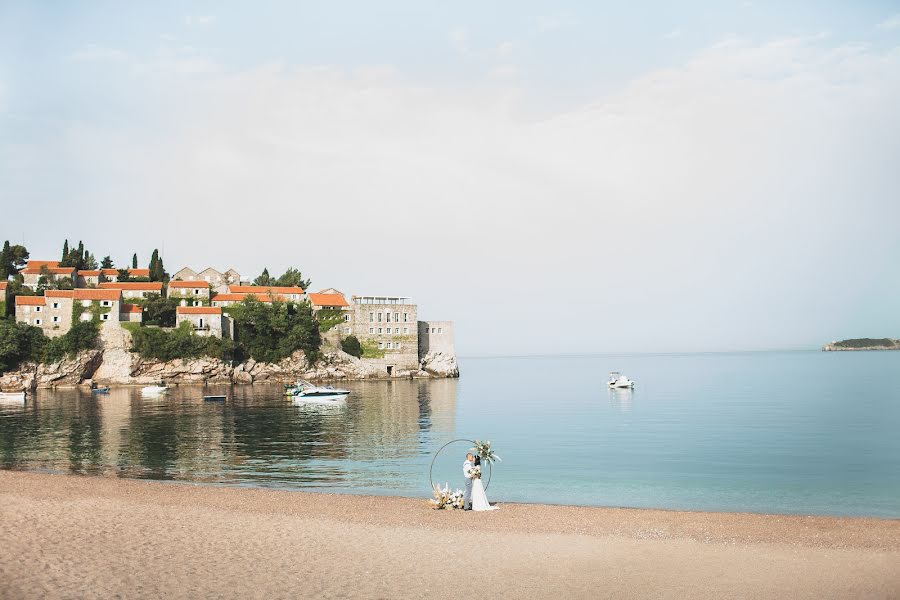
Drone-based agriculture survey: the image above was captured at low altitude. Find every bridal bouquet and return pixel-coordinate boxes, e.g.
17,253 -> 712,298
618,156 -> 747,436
471,440 -> 501,465
430,483 -> 465,510
466,465 -> 481,480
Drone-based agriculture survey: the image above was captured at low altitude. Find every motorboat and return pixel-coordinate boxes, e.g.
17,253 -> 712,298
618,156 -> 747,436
91,386 -> 110,394
141,384 -> 169,396
0,391 -> 26,404
203,395 -> 226,402
607,372 -> 635,389
289,379 -> 350,404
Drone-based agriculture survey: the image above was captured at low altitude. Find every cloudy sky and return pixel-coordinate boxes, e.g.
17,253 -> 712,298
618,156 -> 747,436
2,1 -> 899,355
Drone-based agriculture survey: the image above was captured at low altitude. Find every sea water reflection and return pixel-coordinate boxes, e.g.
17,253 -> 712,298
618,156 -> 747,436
0,380 -> 458,494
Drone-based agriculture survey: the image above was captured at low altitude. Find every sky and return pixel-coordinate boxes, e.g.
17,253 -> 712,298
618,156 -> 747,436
1,1 -> 899,356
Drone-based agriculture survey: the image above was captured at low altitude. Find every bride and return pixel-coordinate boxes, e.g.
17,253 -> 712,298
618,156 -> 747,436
471,455 -> 498,511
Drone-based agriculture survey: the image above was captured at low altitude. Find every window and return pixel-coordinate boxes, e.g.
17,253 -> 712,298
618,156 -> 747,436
34,319 -> 41,325
101,301 -> 111,307
343,314 -> 350,322
34,306 -> 41,312
378,342 -> 384,349
101,314 -> 109,321
377,327 -> 382,334
438,327 -> 443,334
52,316 -> 60,323
377,312 -> 382,322
403,327 -> 408,334
403,313 -> 408,322
395,343 -> 401,350
52,302 -> 60,309
386,312 -> 391,322
194,289 -> 200,295
369,327 -> 374,334
394,313 -> 399,322
431,328 -> 436,333
369,312 -> 374,322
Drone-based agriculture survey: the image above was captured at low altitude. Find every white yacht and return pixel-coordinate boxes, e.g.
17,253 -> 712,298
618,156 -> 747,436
289,379 -> 350,404
607,372 -> 635,389
0,391 -> 26,404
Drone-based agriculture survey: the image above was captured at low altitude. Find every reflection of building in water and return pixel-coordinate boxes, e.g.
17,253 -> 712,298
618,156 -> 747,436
348,379 -> 458,461
99,390 -> 132,470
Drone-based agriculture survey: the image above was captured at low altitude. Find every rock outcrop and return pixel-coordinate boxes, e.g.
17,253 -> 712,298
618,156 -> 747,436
823,338 -> 900,351
0,324 -> 460,389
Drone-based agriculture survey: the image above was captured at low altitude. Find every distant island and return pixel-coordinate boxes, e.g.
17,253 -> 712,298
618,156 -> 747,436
822,338 -> 900,351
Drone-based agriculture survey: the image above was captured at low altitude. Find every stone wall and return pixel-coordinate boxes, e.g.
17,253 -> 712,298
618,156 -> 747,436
351,301 -> 419,370
418,320 -> 455,356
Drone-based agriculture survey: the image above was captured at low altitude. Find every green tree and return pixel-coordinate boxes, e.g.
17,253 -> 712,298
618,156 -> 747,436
148,249 -> 167,282
116,268 -> 131,282
341,335 -> 362,358
253,268 -> 272,286
83,253 -> 98,270
100,256 -> 114,269
0,320 -> 46,372
273,267 -> 311,289
132,253 -> 138,269
61,240 -> 70,263
130,322 -> 229,362
228,298 -> 321,364
43,320 -> 100,364
141,294 -> 178,327
0,243 -> 29,278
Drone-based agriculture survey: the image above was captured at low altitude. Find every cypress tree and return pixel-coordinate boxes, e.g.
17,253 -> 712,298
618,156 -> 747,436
100,256 -> 114,269
0,241 -> 9,279
62,240 -> 69,263
132,253 -> 138,269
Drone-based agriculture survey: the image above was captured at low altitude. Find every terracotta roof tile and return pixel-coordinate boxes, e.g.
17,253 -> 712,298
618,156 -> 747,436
120,303 -> 143,313
78,270 -> 101,276
211,293 -> 273,303
99,282 -> 163,291
176,306 -> 222,315
21,267 -> 75,275
25,261 -> 60,269
73,289 -> 121,301
308,292 -> 349,307
16,296 -> 46,305
0,282 -> 7,291
44,290 -> 75,298
228,285 -> 304,295
100,269 -> 120,276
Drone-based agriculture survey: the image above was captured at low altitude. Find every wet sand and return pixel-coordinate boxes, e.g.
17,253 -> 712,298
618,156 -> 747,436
1,471 -> 898,599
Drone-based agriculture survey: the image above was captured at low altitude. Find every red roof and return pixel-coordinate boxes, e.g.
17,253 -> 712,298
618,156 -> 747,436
308,292 -> 349,307
25,260 -> 60,269
16,296 -> 46,306
100,269 -> 119,276
120,303 -> 143,313
73,289 -> 121,301
0,282 -> 7,291
21,267 -> 75,275
176,306 -> 222,315
78,270 -> 101,276
168,280 -> 210,289
212,293 -> 272,303
44,290 -> 75,298
229,285 -> 304,295
99,282 -> 163,291
129,268 -> 150,277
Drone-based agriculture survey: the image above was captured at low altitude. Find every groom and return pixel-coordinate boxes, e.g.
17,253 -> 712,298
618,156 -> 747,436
463,452 -> 475,511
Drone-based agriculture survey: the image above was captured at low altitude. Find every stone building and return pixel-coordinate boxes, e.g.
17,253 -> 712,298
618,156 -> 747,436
228,285 -> 305,302
76,270 -> 102,287
175,306 -> 225,338
15,289 -> 125,337
167,280 -> 210,305
0,281 -> 7,315
20,261 -> 76,290
99,281 -> 164,300
351,295 -> 419,374
172,267 -> 242,294
418,321 -> 456,356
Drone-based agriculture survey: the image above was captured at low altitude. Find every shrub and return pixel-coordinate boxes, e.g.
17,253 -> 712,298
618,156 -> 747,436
0,320 -> 46,372
227,297 -> 321,364
43,321 -> 101,363
130,321 -> 230,362
341,335 -> 362,358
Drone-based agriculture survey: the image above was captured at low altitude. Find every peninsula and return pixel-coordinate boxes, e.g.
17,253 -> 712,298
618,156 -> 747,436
0,240 -> 458,391
822,338 -> 900,351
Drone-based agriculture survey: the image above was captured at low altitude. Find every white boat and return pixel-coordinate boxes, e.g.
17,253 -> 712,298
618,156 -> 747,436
141,385 -> 169,396
0,391 -> 26,404
607,372 -> 635,389
290,379 -> 350,404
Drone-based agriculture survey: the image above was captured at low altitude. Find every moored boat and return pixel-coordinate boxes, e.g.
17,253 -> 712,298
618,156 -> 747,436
141,384 -> 169,396
0,391 -> 26,403
607,372 -> 635,389
289,379 -> 350,404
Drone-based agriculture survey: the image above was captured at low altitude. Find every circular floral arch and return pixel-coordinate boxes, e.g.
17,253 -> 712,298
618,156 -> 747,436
429,438 -> 493,491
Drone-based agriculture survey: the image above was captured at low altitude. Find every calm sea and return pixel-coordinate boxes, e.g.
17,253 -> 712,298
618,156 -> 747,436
2,351 -> 899,517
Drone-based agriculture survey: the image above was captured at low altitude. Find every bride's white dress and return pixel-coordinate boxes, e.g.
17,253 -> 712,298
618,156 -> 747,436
471,477 -> 498,511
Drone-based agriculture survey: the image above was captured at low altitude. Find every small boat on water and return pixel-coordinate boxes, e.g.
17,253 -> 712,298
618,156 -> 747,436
141,384 -> 169,396
91,386 -> 110,394
289,379 -> 350,404
0,391 -> 26,403
607,372 -> 635,389
203,395 -> 226,402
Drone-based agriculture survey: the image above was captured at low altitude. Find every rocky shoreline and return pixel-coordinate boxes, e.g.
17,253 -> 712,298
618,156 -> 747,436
822,338 -> 900,351
0,323 -> 459,392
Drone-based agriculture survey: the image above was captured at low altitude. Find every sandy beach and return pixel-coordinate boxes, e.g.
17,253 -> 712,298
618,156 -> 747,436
0,471 -> 897,599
